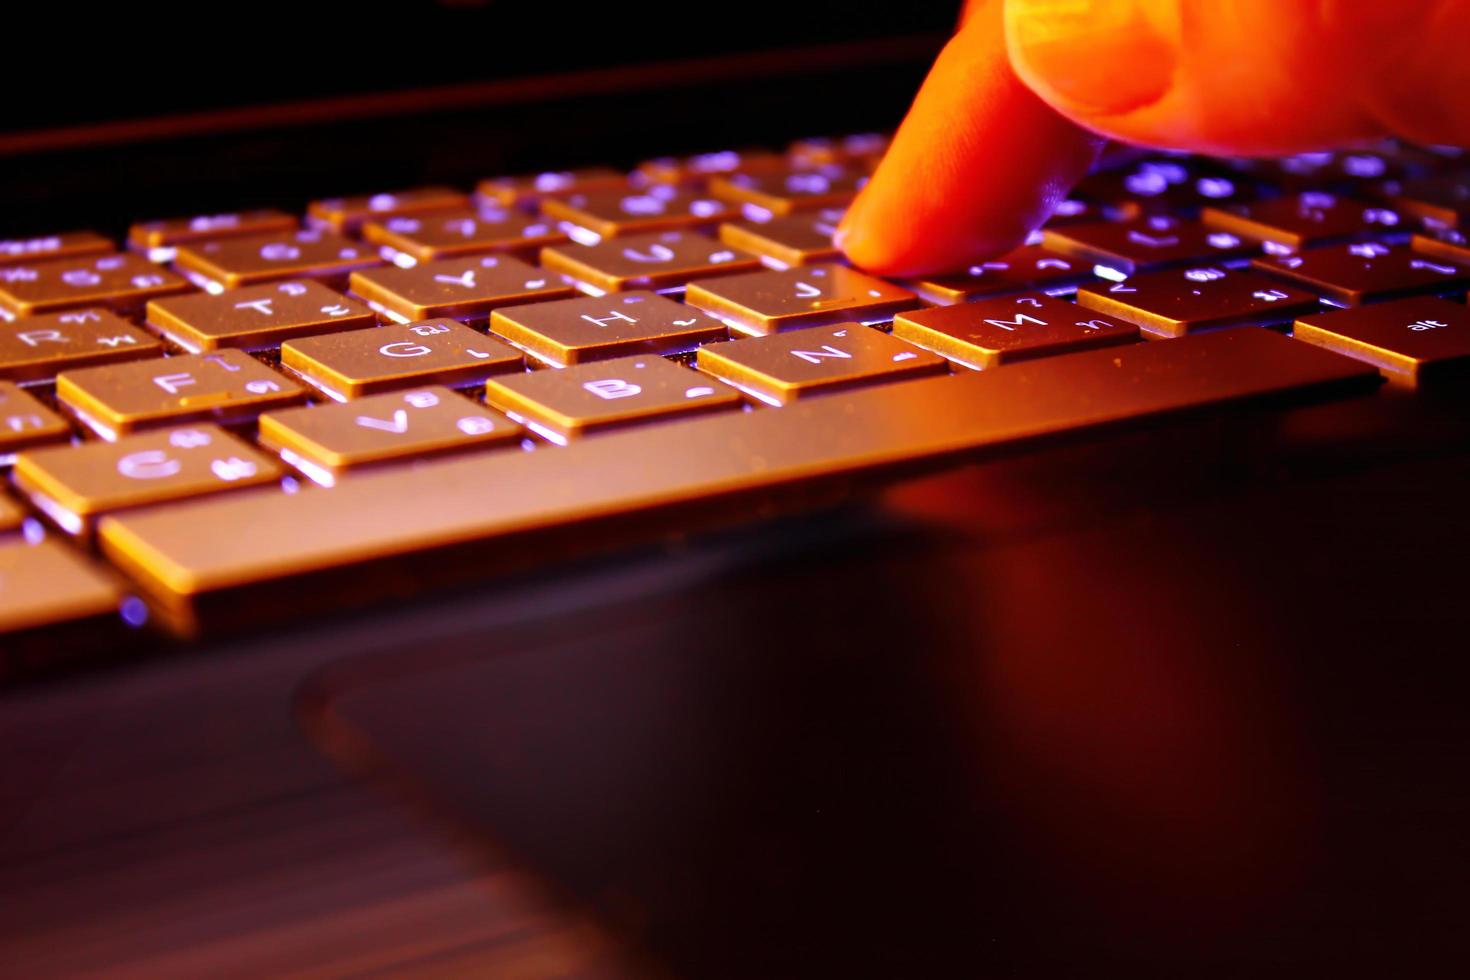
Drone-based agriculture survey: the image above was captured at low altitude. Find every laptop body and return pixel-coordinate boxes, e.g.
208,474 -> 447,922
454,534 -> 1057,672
2,2 -> 1470,975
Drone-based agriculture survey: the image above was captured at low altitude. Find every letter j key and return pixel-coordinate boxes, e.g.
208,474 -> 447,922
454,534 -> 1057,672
684,264 -> 917,335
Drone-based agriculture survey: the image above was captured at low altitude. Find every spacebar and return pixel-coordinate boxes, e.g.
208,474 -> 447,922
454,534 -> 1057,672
98,328 -> 1374,623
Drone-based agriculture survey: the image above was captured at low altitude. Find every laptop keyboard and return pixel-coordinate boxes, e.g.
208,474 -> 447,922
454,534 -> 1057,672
3,137 -> 1470,652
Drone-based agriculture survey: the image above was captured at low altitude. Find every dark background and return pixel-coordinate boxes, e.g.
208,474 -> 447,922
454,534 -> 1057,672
1,3 -> 950,235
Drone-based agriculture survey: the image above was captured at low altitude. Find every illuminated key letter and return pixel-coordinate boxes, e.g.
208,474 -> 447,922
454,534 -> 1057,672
583,378 -> 641,400
17,330 -> 65,346
790,344 -> 852,364
982,313 -> 1047,333
581,310 -> 637,329
379,342 -> 432,358
118,450 -> 182,480
234,298 -> 275,315
153,372 -> 197,394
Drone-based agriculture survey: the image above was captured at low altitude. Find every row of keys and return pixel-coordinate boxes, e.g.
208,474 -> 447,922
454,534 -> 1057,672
21,272 -> 1469,480
90,329 -> 1377,636
8,388 -> 526,533
1,186 -> 1452,353
19,338 -> 942,527
4,236 -> 1464,400
1070,242 -> 1469,337
10,291 -> 1470,639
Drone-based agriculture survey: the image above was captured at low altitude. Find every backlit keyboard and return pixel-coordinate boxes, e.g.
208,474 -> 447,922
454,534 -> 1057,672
5,137 -> 1470,660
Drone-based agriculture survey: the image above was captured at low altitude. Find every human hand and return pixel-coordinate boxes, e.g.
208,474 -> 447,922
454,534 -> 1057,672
838,0 -> 1470,276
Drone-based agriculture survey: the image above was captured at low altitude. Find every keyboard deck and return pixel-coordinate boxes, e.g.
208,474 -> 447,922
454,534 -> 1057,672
3,137 -> 1470,660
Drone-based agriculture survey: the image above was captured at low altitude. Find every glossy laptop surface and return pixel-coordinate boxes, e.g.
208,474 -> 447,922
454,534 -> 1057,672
3,3 -> 1470,976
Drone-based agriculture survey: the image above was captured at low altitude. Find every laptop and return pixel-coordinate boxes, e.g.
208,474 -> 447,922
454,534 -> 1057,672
3,2 -> 1470,975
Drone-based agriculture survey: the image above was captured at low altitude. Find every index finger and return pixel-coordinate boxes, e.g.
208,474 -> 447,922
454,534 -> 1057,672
837,0 -> 1103,277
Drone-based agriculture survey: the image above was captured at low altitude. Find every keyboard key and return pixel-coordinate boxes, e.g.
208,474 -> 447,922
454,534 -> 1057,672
697,323 -> 945,404
684,263 -> 917,335
307,187 -> 470,233
127,210 -> 297,258
0,253 -> 189,319
0,231 -> 113,267
175,229 -> 381,290
98,329 -> 1375,634
905,244 -> 1092,304
57,349 -> 306,439
0,539 -> 120,638
259,387 -> 522,484
361,208 -> 566,263
0,493 -> 21,536
1252,242 -> 1470,307
1380,175 -> 1470,229
490,291 -> 727,365
1074,158 -> 1259,216
1231,148 -> 1414,193
1293,296 -> 1470,384
541,187 -> 740,239
1201,193 -> 1405,252
635,150 -> 787,186
718,209 -> 845,267
0,309 -> 163,383
281,319 -> 523,399
1412,229 -> 1470,267
1042,198 -> 1110,227
349,254 -> 575,323
708,165 -> 866,216
13,425 -> 283,534
146,280 -> 376,352
1076,266 -> 1321,337
484,355 -> 740,442
1042,216 -> 1256,276
476,168 -> 627,209
788,133 -> 888,168
539,231 -> 761,294
0,382 -> 71,457
892,294 -> 1138,369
